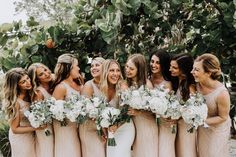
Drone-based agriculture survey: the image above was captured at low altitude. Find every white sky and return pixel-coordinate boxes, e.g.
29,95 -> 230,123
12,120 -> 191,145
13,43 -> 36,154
0,0 -> 28,24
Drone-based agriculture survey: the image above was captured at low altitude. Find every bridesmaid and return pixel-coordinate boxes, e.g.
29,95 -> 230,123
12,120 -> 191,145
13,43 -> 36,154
125,54 -> 158,157
79,57 -> 106,157
28,63 -> 54,157
169,53 -> 197,157
100,59 -> 135,157
191,53 -> 231,157
149,49 -> 176,157
52,53 -> 82,157
2,68 -> 43,157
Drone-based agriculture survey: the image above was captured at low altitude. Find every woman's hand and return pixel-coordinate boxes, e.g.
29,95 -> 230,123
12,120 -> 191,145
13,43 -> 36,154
127,108 -> 141,116
101,128 -> 108,143
108,125 -> 118,133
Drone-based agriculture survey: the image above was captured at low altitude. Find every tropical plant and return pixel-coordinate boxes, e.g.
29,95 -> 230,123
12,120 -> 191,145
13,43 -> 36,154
0,0 -> 235,82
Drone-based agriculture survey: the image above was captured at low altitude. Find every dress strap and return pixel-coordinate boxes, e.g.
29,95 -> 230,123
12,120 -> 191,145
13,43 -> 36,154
37,86 -> 51,99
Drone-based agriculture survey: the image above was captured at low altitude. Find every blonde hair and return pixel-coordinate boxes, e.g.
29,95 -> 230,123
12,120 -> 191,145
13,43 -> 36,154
92,57 -> 105,64
126,54 -> 147,87
2,68 -> 28,121
195,53 -> 221,80
28,63 -> 52,101
100,59 -> 123,98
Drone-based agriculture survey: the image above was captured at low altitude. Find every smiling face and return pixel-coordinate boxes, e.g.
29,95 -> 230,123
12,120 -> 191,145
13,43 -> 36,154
191,61 -> 210,83
107,62 -> 121,85
90,59 -> 103,78
169,60 -> 182,77
18,74 -> 32,90
36,66 -> 52,84
150,55 -> 161,74
125,59 -> 138,80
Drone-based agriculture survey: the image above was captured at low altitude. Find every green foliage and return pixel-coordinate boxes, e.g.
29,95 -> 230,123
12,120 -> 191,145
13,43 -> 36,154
0,119 -> 10,157
0,0 -> 236,82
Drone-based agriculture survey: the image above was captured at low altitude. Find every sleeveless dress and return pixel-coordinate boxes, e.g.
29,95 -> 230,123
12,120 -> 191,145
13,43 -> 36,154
106,97 -> 135,157
9,99 -> 36,157
175,89 -> 197,157
154,80 -> 176,157
132,111 -> 159,157
53,82 -> 81,157
35,86 -> 54,157
197,85 -> 231,157
79,80 -> 106,157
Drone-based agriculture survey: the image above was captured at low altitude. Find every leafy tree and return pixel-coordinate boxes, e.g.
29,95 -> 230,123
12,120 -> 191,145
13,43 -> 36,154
0,0 -> 235,83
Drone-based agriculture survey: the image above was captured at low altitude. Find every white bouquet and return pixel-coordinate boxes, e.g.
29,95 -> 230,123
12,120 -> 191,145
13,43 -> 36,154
120,85 -> 150,110
181,93 -> 208,133
96,106 -> 120,146
85,96 -> 107,119
148,86 -> 169,123
163,91 -> 182,120
24,97 -> 54,136
64,94 -> 87,124
49,99 -> 67,126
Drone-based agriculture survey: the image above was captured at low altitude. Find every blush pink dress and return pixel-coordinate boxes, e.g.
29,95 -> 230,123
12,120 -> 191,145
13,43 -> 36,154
53,82 -> 81,157
197,85 -> 231,157
175,90 -> 197,157
79,80 -> 106,157
154,80 -> 176,157
132,111 -> 159,157
9,99 -> 36,157
35,86 -> 54,157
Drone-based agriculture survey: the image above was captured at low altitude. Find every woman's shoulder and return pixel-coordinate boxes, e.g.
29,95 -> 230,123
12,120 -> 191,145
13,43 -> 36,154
146,79 -> 153,89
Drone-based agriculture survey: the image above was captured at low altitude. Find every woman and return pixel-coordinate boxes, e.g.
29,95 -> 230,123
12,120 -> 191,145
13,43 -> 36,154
169,53 -> 197,157
191,53 -> 231,157
149,49 -> 175,157
52,53 -> 82,157
125,53 -> 158,157
80,57 -> 106,157
100,59 -> 135,157
2,68 -> 43,157
28,63 -> 54,157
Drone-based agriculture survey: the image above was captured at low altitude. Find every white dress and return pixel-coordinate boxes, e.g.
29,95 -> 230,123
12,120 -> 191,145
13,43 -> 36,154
35,86 -> 54,157
106,98 -> 135,157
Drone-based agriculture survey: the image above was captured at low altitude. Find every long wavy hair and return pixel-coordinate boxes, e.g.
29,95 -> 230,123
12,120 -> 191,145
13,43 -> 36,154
28,63 -> 53,101
126,54 -> 147,88
149,49 -> 171,81
171,53 -> 195,101
2,68 -> 28,121
51,53 -> 79,91
100,59 -> 123,99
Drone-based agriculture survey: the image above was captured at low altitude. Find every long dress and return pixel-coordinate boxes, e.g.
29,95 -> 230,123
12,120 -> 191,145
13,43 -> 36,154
53,82 -> 81,157
79,80 -> 106,157
35,86 -> 54,157
175,90 -> 197,157
132,111 -> 159,157
9,99 -> 36,157
106,97 -> 135,157
154,80 -> 176,157
198,85 -> 231,157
